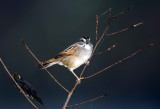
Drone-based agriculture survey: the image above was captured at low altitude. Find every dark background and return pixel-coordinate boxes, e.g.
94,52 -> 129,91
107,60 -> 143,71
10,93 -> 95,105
0,0 -> 160,109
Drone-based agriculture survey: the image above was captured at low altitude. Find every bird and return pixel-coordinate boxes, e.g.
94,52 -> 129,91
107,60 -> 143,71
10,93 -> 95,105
13,73 -> 43,105
39,36 -> 93,83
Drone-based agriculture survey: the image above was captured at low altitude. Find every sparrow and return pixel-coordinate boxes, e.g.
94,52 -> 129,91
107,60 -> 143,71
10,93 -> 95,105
39,36 -> 93,83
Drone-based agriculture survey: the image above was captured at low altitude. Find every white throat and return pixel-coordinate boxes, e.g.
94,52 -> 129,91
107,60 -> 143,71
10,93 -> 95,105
84,44 -> 92,50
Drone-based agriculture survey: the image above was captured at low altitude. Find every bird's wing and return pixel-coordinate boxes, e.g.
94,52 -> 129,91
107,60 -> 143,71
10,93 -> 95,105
55,43 -> 79,59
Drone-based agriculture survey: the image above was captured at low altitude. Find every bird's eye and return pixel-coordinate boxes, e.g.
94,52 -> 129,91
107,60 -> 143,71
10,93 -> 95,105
80,40 -> 84,42
79,42 -> 84,45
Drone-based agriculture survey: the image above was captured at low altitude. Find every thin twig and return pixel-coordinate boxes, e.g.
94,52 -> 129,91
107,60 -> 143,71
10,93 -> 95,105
96,15 -> 98,41
66,93 -> 109,108
84,44 -> 154,80
0,58 -> 38,109
21,39 -> 69,93
98,8 -> 111,18
94,43 -> 117,56
105,22 -> 143,37
112,5 -> 133,20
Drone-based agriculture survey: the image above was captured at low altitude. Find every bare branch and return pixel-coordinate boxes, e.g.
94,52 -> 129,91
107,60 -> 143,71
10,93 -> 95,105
112,5 -> 133,20
0,58 -> 38,109
94,43 -> 117,56
21,39 -> 69,93
84,44 -> 154,80
133,22 -> 143,27
105,22 -> 143,37
96,15 -> 99,41
66,93 -> 109,108
98,8 -> 111,18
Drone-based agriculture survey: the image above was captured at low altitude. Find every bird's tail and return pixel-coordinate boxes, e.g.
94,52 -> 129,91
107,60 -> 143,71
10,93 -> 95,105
38,58 -> 57,69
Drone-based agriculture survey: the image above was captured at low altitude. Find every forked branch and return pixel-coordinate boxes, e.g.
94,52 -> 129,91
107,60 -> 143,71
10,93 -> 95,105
84,44 -> 154,80
80,6 -> 142,78
0,58 -> 38,109
63,82 -> 79,109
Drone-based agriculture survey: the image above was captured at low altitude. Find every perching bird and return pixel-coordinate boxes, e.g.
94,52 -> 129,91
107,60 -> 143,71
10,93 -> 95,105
13,73 -> 43,105
39,36 -> 93,83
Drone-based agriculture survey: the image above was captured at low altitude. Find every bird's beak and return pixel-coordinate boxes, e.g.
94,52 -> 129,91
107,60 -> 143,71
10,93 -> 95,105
86,40 -> 90,44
